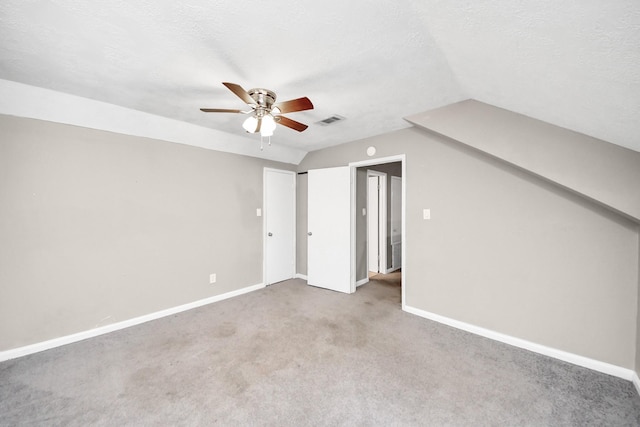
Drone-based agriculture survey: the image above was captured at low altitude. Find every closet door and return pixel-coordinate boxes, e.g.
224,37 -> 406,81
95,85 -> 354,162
307,166 -> 352,293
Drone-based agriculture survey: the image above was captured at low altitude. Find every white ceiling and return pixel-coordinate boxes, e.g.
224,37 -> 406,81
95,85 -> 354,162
1,1 -> 639,158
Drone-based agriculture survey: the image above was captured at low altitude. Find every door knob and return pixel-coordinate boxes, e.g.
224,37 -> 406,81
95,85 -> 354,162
307,232 -> 312,236
268,232 -> 273,236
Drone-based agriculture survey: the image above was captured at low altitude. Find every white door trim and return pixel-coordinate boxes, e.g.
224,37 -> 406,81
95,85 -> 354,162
349,155 -> 406,308
263,168 -> 296,286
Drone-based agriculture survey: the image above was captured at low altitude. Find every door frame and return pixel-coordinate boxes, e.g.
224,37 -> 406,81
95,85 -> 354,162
263,168 -> 296,286
367,170 -> 387,274
350,155 -> 406,308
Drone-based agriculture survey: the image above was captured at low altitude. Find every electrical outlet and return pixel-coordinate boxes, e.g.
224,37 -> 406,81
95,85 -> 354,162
209,273 -> 217,284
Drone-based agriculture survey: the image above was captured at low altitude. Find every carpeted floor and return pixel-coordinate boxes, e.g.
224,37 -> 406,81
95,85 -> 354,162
1,275 -> 640,426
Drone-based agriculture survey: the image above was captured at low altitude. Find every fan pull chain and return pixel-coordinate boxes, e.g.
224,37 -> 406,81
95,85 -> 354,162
259,136 -> 272,150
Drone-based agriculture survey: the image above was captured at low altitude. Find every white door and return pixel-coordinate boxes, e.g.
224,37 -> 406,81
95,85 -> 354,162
307,166 -> 352,293
264,168 -> 295,285
367,176 -> 379,273
391,176 -> 402,269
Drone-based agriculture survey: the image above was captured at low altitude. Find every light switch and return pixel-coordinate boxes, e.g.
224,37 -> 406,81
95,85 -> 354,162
423,208 -> 431,220
257,208 -> 262,217
362,208 -> 366,216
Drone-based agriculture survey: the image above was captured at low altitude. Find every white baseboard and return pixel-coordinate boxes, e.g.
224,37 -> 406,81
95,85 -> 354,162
384,267 -> 400,274
295,273 -> 308,280
633,372 -> 640,397
356,278 -> 369,287
403,305 -> 635,382
0,282 -> 265,363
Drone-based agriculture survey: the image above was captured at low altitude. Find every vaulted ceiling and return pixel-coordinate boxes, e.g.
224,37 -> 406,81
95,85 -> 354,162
1,1 -> 639,158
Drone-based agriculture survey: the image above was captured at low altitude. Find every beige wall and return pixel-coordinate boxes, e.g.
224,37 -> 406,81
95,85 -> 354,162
0,115 -> 294,351
355,168 -> 367,281
296,173 -> 308,276
407,100 -> 640,222
298,127 -> 639,369
3,112 -> 639,373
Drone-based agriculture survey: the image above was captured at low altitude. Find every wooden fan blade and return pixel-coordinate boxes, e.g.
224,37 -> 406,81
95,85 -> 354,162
276,115 -> 309,132
273,97 -> 314,114
222,82 -> 256,105
200,108 -> 244,113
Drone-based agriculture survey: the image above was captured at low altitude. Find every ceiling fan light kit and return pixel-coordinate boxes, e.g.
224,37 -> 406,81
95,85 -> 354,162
201,82 -> 313,150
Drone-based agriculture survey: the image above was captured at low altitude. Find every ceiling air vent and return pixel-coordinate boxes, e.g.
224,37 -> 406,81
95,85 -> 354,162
317,115 -> 345,126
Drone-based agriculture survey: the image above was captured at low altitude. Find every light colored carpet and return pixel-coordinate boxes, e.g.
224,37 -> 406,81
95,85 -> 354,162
1,275 -> 639,426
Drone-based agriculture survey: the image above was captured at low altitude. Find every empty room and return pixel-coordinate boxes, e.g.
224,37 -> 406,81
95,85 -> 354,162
1,1 -> 640,425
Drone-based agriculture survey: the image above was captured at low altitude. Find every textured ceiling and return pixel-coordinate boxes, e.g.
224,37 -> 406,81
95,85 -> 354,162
1,1 -> 639,158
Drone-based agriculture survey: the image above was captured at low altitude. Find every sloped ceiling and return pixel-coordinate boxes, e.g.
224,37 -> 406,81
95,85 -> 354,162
417,1 -> 640,154
1,1 -> 638,161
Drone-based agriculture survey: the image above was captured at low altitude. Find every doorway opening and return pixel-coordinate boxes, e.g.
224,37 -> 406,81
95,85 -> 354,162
350,155 -> 405,308
367,170 -> 387,276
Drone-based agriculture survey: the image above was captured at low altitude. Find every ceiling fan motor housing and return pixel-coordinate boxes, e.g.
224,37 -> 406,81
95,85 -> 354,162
248,88 -> 276,110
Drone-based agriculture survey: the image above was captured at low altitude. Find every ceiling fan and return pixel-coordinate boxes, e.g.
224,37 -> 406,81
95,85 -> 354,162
200,82 -> 314,149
